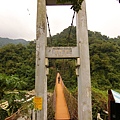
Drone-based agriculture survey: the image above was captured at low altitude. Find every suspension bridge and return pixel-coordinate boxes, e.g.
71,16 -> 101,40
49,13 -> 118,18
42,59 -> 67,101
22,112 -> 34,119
3,1 -> 120,119
55,73 -> 70,119
5,0 -> 92,119
53,73 -> 78,119
35,72 -> 78,120
35,0 -> 92,119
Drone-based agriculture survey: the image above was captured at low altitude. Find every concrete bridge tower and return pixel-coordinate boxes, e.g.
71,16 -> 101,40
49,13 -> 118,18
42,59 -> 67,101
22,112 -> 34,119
35,0 -> 92,119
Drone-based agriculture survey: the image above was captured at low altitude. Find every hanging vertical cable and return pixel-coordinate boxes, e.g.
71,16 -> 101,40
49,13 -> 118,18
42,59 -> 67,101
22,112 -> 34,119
46,14 -> 52,46
67,11 -> 75,45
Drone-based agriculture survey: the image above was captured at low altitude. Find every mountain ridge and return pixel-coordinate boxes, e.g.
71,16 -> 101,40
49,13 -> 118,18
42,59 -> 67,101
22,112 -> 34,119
0,37 -> 29,47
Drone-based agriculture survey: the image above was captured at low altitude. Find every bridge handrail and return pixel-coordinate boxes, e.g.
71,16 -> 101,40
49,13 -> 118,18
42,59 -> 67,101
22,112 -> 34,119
61,79 -> 78,119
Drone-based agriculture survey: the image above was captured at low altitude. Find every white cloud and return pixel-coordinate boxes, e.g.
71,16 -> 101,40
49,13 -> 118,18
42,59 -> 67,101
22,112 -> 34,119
46,5 -> 75,36
0,0 -> 37,40
0,0 -> 120,40
86,0 -> 120,37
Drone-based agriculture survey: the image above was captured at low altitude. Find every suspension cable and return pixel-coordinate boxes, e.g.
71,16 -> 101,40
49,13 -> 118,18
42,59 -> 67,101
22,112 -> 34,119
46,11 -> 75,46
67,11 -> 75,43
46,14 -> 52,46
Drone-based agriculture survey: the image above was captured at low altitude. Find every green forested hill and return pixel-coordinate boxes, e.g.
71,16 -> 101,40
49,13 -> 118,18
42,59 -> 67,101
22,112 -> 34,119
0,27 -> 120,119
0,37 -> 29,47
89,31 -> 120,90
48,26 -> 120,90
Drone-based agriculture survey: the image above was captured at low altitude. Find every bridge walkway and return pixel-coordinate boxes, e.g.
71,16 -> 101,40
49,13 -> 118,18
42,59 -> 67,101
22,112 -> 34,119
55,73 -> 70,120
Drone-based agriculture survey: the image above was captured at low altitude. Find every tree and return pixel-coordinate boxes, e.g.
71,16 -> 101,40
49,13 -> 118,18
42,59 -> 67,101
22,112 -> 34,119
57,0 -> 84,12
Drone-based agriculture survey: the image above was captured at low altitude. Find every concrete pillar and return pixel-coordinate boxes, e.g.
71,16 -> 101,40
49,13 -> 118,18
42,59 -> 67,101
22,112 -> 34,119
35,0 -> 47,119
32,110 -> 36,120
76,0 -> 92,120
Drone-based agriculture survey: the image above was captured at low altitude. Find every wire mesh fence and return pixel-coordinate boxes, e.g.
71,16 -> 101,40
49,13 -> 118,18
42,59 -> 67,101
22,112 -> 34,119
61,80 -> 78,120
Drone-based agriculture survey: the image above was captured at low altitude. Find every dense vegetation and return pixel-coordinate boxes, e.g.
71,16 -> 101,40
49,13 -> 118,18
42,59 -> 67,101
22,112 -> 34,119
0,42 -> 35,119
57,0 -> 84,12
0,26 -> 120,119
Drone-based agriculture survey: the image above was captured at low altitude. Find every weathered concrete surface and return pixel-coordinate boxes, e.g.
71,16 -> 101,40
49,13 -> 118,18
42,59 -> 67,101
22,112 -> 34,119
46,47 -> 79,58
35,0 -> 47,120
46,0 -> 71,5
76,0 -> 92,120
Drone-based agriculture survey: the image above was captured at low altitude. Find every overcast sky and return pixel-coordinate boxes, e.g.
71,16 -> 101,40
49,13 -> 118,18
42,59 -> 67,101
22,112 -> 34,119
0,0 -> 120,41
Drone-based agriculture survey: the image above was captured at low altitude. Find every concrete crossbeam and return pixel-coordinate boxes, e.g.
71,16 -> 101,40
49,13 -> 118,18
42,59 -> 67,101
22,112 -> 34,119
46,47 -> 79,58
46,0 -> 71,5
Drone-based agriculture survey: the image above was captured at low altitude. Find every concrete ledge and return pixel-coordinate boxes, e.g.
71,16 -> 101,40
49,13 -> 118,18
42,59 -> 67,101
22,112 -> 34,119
46,0 -> 71,5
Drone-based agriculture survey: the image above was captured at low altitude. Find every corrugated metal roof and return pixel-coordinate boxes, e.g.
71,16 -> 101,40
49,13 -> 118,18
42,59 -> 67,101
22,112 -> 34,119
111,90 -> 120,103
